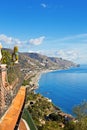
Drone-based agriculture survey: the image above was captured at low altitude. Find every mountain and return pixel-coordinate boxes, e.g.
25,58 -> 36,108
49,57 -> 76,68
22,52 -> 77,70
2,48 -> 77,70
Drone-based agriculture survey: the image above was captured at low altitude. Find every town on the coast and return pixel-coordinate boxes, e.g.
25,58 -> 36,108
0,45 -> 87,130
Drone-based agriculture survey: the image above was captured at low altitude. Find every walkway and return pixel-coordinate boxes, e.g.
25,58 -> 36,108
0,87 -> 26,130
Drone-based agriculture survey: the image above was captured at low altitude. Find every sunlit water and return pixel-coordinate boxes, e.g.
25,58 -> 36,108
36,65 -> 87,115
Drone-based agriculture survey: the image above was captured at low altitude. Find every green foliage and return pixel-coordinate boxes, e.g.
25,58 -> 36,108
1,49 -> 22,84
64,121 -> 75,130
1,50 -> 11,65
75,117 -> 87,130
64,117 -> 87,130
14,46 -> 18,53
73,101 -> 87,119
26,92 -> 40,101
49,113 -> 62,121
22,79 -> 29,86
38,121 -> 61,130
22,75 -> 35,86
15,54 -> 18,61
12,46 -> 19,62
7,65 -> 22,84
26,92 -> 64,130
26,93 -> 87,130
65,101 -> 87,130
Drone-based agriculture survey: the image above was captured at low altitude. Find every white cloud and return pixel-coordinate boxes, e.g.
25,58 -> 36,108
0,34 -> 23,46
0,34 -> 45,48
28,49 -> 80,62
29,36 -> 45,45
56,49 -> 79,61
57,33 -> 87,42
0,34 -> 13,44
41,3 -> 47,8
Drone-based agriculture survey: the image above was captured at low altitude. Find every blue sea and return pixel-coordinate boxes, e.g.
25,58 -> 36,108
36,65 -> 87,115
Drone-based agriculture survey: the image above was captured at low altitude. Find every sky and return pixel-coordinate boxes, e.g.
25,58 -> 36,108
0,0 -> 87,64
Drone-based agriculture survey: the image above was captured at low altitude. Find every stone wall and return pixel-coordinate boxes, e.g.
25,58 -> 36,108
0,65 -> 6,115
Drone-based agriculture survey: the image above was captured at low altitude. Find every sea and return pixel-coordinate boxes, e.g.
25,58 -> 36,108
36,64 -> 87,115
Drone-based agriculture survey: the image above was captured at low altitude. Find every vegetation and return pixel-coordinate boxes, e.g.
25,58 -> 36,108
1,50 -> 12,65
49,113 -> 62,121
1,49 -> 22,84
38,121 -> 61,130
22,79 -> 30,86
25,92 -> 87,130
14,46 -> 18,53
22,75 -> 35,86
7,65 -> 22,84
2,48 -> 87,130
64,101 -> 87,130
26,92 -> 65,130
12,46 -> 18,62
73,101 -> 87,119
22,108 -> 38,130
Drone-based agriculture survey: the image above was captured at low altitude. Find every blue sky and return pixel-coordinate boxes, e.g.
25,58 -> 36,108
0,0 -> 87,64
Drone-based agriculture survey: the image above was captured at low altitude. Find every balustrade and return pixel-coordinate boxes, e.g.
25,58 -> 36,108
0,65 -> 23,118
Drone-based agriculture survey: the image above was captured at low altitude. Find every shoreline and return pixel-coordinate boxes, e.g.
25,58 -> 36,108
29,67 -> 73,90
29,68 -> 76,121
30,69 -> 54,88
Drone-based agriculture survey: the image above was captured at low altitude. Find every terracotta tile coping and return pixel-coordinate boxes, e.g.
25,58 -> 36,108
0,87 -> 26,130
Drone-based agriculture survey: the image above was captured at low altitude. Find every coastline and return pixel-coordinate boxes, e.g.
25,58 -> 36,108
29,69 -> 75,119
29,67 -> 73,90
29,69 -> 54,88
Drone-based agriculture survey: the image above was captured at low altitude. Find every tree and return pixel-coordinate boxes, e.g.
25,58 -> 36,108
64,102 -> 87,130
73,101 -> 87,119
49,113 -> 62,121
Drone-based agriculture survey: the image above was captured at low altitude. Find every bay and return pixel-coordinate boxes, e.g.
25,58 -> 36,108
36,65 -> 87,115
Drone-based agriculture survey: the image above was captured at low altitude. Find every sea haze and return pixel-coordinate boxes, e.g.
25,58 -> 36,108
36,65 -> 87,115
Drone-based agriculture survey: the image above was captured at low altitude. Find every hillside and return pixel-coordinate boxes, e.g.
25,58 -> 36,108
3,48 -> 77,70
22,52 -> 77,70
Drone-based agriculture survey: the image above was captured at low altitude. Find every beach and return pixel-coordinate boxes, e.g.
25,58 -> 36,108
29,69 -> 53,88
28,69 -> 75,120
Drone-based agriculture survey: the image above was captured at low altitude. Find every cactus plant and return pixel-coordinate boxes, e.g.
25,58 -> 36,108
12,46 -> 18,63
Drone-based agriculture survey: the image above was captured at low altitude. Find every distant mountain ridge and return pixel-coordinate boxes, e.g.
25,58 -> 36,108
22,52 -> 77,70
3,48 -> 77,70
